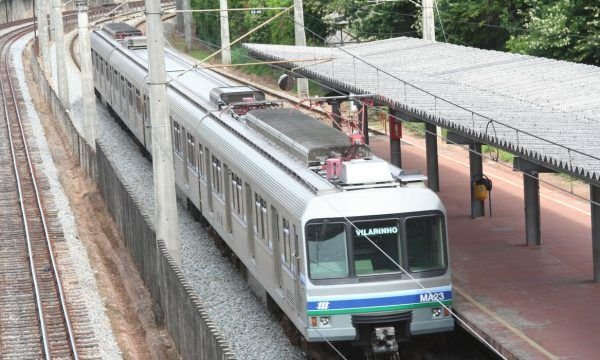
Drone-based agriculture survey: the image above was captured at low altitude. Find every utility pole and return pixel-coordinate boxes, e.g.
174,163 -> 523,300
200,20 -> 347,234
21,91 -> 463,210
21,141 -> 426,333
53,0 -> 69,109
422,0 -> 435,41
422,0 -> 441,139
293,0 -> 308,97
176,0 -> 183,33
219,0 -> 231,64
40,0 -> 51,76
76,0 -> 97,146
183,0 -> 192,52
144,0 -> 181,265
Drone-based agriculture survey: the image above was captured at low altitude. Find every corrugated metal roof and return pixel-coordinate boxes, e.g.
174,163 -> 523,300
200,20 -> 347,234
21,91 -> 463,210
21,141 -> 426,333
244,38 -> 600,185
245,108 -> 353,164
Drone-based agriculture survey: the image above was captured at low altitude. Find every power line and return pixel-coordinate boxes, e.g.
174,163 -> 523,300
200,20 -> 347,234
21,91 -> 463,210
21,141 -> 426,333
170,27 -> 600,210
166,25 -> 596,359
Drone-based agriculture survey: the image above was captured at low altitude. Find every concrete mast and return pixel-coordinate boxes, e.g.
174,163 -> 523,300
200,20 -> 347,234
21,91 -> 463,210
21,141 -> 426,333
76,0 -> 97,146
36,0 -> 50,75
40,0 -> 54,75
422,0 -> 435,41
183,0 -> 192,52
52,0 -> 70,109
293,0 -> 308,97
144,0 -> 181,265
219,0 -> 231,64
422,0 -> 442,140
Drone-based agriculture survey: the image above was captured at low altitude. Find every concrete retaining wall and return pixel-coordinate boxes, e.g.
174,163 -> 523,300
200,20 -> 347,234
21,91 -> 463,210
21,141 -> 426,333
96,147 -> 235,360
29,17 -> 236,359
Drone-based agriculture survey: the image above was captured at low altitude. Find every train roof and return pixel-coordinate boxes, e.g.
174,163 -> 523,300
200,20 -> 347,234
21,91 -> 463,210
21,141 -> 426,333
245,109 -> 363,165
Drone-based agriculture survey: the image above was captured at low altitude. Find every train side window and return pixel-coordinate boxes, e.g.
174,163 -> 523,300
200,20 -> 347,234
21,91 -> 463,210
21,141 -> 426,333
128,82 -> 134,106
105,62 -> 110,79
172,120 -> 183,156
121,76 -> 126,96
198,145 -> 204,176
254,194 -> 270,247
135,89 -> 142,113
143,95 -> 149,121
292,225 -> 298,273
186,133 -> 197,173
211,155 -> 223,196
282,218 -> 291,267
205,148 -> 213,211
230,172 -> 243,219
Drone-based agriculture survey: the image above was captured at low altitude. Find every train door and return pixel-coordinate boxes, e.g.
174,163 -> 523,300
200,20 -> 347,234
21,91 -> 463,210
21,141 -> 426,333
197,145 -> 203,209
112,70 -> 118,107
245,183 -> 254,259
182,130 -> 189,186
204,148 -> 213,212
271,207 -> 282,288
293,224 -> 302,316
223,164 -> 232,233
135,89 -> 143,139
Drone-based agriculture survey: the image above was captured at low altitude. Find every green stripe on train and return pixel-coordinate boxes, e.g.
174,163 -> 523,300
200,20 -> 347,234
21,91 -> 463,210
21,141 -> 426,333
307,299 -> 453,316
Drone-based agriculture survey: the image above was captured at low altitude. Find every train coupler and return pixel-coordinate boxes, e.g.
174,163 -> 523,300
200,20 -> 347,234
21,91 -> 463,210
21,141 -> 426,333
351,310 -> 412,357
372,326 -> 398,354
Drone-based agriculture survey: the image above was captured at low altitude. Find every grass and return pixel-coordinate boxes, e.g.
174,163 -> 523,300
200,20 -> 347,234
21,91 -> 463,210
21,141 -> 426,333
482,145 -> 514,163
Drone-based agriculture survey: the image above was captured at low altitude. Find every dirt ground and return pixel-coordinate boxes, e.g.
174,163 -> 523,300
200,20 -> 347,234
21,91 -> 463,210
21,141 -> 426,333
23,48 -> 178,359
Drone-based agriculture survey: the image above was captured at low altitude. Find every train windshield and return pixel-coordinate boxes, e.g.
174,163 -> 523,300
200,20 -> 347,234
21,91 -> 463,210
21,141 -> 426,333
405,216 -> 446,272
352,219 -> 401,276
306,214 -> 447,280
306,222 -> 349,279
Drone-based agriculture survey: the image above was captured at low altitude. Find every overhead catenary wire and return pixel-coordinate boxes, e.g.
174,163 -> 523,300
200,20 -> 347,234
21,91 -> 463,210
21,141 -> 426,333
168,24 -> 600,209
165,30 -> 555,360
432,0 -> 447,42
280,12 -> 600,197
163,16 -> 598,358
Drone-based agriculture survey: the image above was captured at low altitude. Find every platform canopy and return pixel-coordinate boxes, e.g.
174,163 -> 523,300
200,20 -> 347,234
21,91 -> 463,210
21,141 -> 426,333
244,38 -> 600,185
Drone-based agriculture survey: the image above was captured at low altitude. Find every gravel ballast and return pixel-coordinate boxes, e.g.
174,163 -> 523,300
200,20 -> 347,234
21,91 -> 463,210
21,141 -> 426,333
51,19 -> 303,359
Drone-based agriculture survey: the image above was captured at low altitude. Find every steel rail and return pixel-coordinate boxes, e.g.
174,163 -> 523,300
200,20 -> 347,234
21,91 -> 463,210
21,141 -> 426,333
0,25 -> 78,360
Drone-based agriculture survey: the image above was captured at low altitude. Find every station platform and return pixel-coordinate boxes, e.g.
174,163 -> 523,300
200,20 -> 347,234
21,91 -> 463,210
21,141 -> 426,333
369,133 -> 599,360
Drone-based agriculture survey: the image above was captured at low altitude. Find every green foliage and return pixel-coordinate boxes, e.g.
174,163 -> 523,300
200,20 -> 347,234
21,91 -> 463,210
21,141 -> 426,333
323,0 -> 419,40
506,0 -> 600,65
192,0 -> 221,47
435,0 -> 529,50
192,0 -> 329,49
190,0 -> 598,68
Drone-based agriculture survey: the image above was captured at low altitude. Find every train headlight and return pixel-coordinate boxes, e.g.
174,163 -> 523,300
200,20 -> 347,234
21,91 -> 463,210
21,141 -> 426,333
319,316 -> 332,327
432,308 -> 442,318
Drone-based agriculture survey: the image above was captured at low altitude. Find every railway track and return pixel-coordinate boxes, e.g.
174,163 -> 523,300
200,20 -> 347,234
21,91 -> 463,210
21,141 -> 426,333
0,22 -> 92,360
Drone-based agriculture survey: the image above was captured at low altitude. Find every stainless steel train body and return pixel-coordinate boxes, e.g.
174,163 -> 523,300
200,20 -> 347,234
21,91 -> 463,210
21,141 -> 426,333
90,23 -> 454,354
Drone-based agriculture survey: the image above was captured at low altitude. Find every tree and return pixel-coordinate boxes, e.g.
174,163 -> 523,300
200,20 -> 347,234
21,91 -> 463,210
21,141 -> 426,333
192,0 -> 224,48
324,0 -> 419,41
435,0 -> 529,50
506,0 -> 600,65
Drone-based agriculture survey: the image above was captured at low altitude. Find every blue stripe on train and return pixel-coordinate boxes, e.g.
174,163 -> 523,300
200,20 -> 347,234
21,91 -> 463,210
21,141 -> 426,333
307,289 -> 452,311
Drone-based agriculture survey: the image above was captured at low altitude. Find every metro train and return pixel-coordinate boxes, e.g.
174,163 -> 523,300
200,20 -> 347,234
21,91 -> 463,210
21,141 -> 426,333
90,22 -> 454,358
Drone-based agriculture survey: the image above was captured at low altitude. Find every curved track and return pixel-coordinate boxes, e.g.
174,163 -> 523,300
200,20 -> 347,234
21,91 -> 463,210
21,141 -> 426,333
0,24 -> 78,359
0,12 -> 125,357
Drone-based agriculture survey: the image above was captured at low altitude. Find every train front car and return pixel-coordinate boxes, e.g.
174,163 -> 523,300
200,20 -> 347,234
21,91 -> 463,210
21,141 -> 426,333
301,185 -> 453,357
